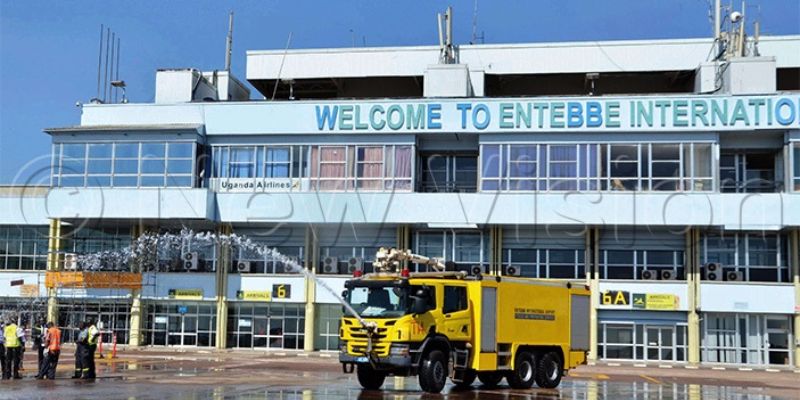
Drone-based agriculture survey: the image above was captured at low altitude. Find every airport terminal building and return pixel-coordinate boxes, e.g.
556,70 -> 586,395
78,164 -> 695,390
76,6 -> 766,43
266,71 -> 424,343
2,33 -> 800,368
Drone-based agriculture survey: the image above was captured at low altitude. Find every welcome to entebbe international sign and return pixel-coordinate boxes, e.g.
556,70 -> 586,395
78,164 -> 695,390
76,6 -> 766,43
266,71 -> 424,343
311,95 -> 800,132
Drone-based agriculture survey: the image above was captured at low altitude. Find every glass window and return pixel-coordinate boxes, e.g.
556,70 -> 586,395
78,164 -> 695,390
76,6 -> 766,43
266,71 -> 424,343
168,143 -> 193,158
793,143 -> 800,191
52,141 -> 194,188
142,143 -> 166,158
442,286 -> 468,314
228,146 -> 256,178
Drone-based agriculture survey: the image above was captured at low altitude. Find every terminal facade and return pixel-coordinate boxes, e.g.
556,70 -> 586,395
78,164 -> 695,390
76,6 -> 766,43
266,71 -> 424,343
1,33 -> 800,368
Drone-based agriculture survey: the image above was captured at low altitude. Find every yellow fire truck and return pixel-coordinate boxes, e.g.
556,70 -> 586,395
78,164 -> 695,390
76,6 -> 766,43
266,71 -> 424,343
338,248 -> 591,393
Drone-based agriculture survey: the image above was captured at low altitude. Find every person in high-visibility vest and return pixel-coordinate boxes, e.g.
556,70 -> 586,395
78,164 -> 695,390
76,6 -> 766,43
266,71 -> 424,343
36,322 -> 61,380
3,318 -> 24,379
82,320 -> 100,379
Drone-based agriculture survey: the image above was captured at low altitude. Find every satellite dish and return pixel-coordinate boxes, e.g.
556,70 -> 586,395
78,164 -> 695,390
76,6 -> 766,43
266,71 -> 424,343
730,11 -> 743,23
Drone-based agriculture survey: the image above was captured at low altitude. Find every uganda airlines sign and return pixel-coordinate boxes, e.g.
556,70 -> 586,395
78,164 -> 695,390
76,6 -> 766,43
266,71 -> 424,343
311,95 -> 800,132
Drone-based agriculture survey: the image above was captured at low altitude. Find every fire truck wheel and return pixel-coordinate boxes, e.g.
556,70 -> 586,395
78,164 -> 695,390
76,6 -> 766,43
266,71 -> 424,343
419,350 -> 448,393
356,364 -> 386,390
507,351 -> 536,389
477,371 -> 504,388
535,351 -> 563,389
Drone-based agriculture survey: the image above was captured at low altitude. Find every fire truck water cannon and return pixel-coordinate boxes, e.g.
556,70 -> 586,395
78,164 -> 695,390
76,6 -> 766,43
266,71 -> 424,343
371,247 -> 447,273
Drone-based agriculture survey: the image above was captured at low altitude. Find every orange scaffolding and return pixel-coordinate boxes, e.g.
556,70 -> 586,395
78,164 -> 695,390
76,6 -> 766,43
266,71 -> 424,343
45,272 -> 143,289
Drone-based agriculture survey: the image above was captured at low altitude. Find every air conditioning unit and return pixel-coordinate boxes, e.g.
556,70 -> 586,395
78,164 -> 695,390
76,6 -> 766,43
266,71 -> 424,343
726,270 -> 743,282
346,257 -> 363,274
505,265 -> 521,276
281,257 -> 300,273
470,265 -> 483,276
321,256 -> 339,274
182,252 -> 199,271
63,253 -> 79,271
236,261 -> 252,273
703,262 -> 723,281
659,270 -> 675,280
640,270 -> 658,280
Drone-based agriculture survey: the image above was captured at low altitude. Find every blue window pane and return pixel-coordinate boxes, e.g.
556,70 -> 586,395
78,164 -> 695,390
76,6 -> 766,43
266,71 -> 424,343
140,176 -> 165,187
142,143 -> 166,158
115,143 -> 139,158
88,143 -> 112,158
166,175 -> 193,187
86,176 -> 111,187
510,145 -> 537,161
230,147 -> 255,163
114,159 -> 138,174
266,164 -> 289,177
167,160 -> 193,174
481,180 -> 499,191
509,162 -> 536,177
229,164 -> 254,178
113,176 -> 138,187
59,176 -> 85,187
141,160 -> 165,174
482,145 -> 500,178
87,159 -> 112,174
267,148 -> 290,162
62,144 -> 85,158
168,143 -> 193,158
61,159 -> 85,174
508,179 -> 536,191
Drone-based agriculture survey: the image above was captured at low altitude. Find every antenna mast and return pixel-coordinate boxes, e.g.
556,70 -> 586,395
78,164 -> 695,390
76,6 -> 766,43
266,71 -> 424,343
225,11 -> 234,71
471,0 -> 484,44
437,6 -> 455,63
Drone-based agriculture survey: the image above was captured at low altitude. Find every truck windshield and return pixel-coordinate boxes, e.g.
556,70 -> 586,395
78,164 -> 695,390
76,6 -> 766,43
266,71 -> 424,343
345,284 -> 409,318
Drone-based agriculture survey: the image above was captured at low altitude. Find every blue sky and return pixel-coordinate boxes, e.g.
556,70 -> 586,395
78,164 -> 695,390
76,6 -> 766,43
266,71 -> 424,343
1,0 -> 798,184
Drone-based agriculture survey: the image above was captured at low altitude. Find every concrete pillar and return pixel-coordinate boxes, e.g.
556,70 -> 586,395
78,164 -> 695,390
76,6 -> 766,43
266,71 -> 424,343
588,228 -> 600,362
129,289 -> 143,347
303,225 -> 318,352
46,219 -> 61,324
791,229 -> 799,368
128,224 -> 144,346
490,226 -> 501,276
687,228 -> 701,364
215,224 -> 232,350
395,225 -> 412,270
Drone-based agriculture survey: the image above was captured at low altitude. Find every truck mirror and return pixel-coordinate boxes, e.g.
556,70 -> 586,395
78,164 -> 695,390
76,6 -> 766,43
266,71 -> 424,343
410,296 -> 429,315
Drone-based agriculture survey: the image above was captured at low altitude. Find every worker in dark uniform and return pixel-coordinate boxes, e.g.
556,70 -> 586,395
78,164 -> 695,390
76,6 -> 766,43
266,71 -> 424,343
0,321 -> 6,380
33,319 -> 47,377
71,322 -> 87,379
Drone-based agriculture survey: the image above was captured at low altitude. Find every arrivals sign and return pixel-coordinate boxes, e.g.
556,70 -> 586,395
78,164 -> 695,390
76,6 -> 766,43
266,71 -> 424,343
168,288 -> 203,300
600,290 -> 679,311
235,284 -> 292,301
236,290 -> 271,302
312,95 -> 800,132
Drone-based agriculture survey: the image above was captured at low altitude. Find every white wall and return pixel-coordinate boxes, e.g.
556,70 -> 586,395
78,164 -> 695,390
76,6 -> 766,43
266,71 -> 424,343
141,272 -> 217,300
314,276 -> 349,304
700,283 -> 796,314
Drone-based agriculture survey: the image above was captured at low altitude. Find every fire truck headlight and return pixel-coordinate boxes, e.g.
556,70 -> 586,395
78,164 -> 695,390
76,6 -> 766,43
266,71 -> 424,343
389,344 -> 409,357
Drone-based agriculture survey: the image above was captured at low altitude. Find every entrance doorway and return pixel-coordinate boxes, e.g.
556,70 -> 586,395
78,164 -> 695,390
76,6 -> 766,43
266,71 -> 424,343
168,314 -> 197,346
645,326 -> 675,362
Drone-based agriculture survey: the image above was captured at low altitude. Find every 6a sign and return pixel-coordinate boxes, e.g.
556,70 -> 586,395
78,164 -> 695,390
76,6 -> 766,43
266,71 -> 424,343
601,290 -> 630,306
